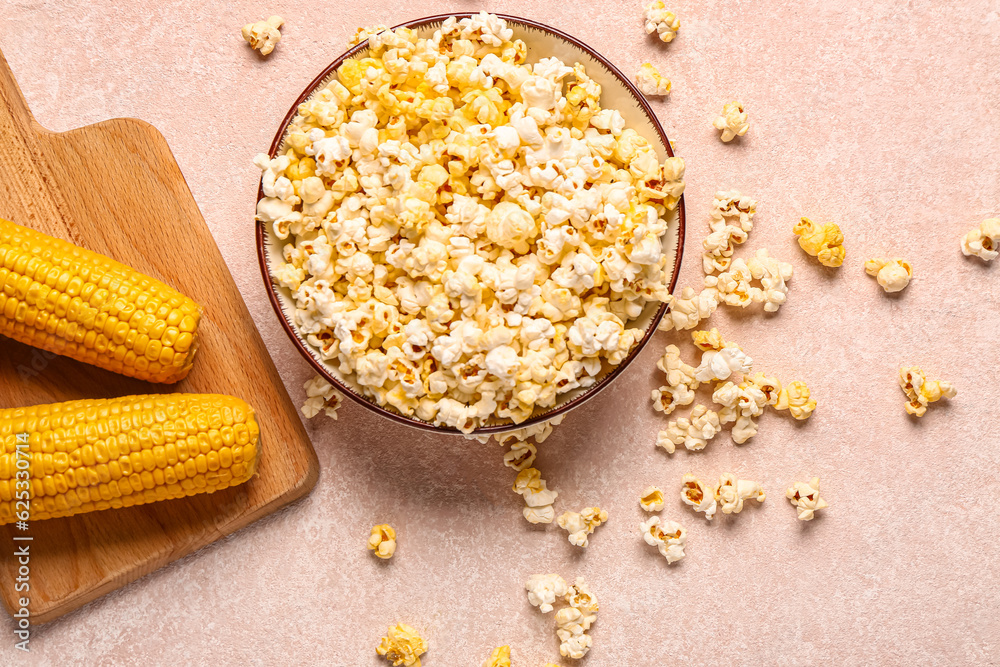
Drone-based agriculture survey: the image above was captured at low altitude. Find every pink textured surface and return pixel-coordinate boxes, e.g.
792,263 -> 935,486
2,1 -> 999,665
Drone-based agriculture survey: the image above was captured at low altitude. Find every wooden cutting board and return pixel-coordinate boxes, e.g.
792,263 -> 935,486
0,49 -> 319,624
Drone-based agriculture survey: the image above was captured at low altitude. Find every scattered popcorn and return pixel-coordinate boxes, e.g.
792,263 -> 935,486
659,404 -> 722,452
503,440 -> 537,470
350,24 -> 389,46
640,485 -> 665,511
513,467 -> 559,513
263,14 -> 683,434
557,507 -> 609,547
713,101 -> 749,142
960,218 -> 1000,261
748,372 -> 782,406
301,375 -> 344,419
367,524 -> 397,559
712,381 -> 766,444
651,383 -> 696,415
523,505 -> 556,524
657,344 -> 700,387
865,257 -> 912,293
635,63 -> 671,97
773,380 -> 817,420
376,623 -> 428,667
658,287 -> 720,331
497,414 -> 564,446
526,573 -> 568,613
899,366 -> 956,417
639,515 -> 686,563
715,473 -> 765,514
556,577 -> 599,659
793,218 -> 845,267
702,191 -> 756,274
680,473 -> 717,519
703,249 -> 794,311
481,645 -> 511,667
241,15 -> 284,56
786,477 -> 828,520
694,344 -> 752,383
643,1 -> 681,42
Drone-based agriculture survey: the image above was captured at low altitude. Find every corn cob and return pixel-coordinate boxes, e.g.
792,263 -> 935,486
0,394 -> 260,524
0,218 -> 202,384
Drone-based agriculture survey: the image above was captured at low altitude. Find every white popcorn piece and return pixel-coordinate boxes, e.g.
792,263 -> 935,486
556,507 -> 609,547
658,287 -> 719,332
713,100 -> 749,142
639,515 -> 686,563
694,345 -> 753,383
786,476 -> 828,520
865,257 -> 912,293
656,344 -> 699,388
241,15 -> 284,56
640,485 -> 665,512
525,573 -> 568,613
643,1 -> 681,43
712,381 -> 767,444
661,405 -> 722,451
555,607 -> 594,659
960,218 -> 1000,261
523,505 -> 556,524
503,441 -> 537,471
635,63 -> 671,97
899,366 -> 956,417
513,467 -> 559,508
715,473 -> 766,514
262,15 -> 681,435
564,576 -> 599,627
680,473 -> 717,519
301,375 -> 344,420
701,190 -> 757,274
655,428 -> 677,454
651,383 -> 696,416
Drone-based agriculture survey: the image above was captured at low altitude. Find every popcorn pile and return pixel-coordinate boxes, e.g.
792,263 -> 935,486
653,328 -> 816,450
865,257 -> 912,293
556,506 -> 609,547
899,366 -> 956,417
376,623 -> 428,667
259,13 -> 685,434
241,15 -> 284,56
960,218 -> 1000,261
526,574 -> 599,659
681,472 -> 765,519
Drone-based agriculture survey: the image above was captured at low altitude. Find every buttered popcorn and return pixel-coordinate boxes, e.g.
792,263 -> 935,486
258,13 -> 684,434
350,25 -> 389,47
794,217 -> 845,267
639,515 -> 686,562
961,218 -> 1000,261
713,101 -> 749,142
640,485 -> 665,511
481,645 -> 511,667
301,375 -> 344,419
643,1 -> 681,42
556,506 -> 609,547
899,366 -> 956,417
376,623 -> 428,667
786,477 -> 828,520
368,524 -> 397,559
864,257 -> 912,293
635,63 -> 672,97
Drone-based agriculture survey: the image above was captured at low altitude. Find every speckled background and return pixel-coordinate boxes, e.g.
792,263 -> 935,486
2,1 -> 999,665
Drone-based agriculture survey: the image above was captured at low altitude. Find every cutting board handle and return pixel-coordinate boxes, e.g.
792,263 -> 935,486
0,48 -> 35,129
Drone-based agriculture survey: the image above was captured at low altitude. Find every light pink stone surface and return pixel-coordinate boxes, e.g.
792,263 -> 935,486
2,1 -> 999,665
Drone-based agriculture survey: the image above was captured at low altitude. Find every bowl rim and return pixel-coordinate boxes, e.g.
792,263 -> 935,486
255,11 -> 686,435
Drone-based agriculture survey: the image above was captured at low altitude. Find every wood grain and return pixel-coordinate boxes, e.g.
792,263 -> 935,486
0,48 -> 318,624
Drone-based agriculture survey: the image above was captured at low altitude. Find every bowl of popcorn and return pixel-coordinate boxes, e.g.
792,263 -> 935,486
254,12 -> 686,435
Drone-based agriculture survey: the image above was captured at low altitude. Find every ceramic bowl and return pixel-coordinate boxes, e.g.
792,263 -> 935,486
256,13 -> 685,435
